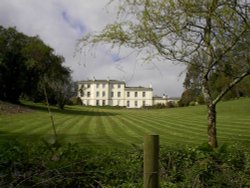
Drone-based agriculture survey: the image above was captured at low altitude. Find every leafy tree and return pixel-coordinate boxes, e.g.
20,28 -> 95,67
21,36 -> 54,101
178,89 -> 197,107
80,0 -> 250,147
183,30 -> 250,102
43,55 -> 72,109
0,26 -> 72,108
0,26 -> 28,103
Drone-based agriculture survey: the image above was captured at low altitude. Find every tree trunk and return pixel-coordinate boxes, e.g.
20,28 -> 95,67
207,103 -> 218,148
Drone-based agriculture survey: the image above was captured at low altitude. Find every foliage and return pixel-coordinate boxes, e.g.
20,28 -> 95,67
0,141 -> 249,187
0,26 -> 72,108
80,0 -> 250,147
182,53 -> 250,104
160,144 -> 250,187
69,96 -> 83,105
178,89 -> 197,107
0,141 -> 143,187
144,102 -> 177,109
166,101 -> 176,108
0,26 -> 28,103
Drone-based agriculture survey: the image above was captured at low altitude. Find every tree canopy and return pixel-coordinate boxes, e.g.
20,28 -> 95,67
0,26 -> 72,108
80,0 -> 250,147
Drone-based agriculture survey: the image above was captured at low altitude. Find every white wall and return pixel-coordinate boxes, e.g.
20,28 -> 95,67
124,90 -> 153,108
78,81 -> 154,108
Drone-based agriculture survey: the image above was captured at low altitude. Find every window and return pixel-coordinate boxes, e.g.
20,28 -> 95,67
111,92 -> 114,97
96,100 -> 99,106
143,92 -> 146,97
135,101 -> 138,107
87,84 -> 90,88
102,100 -> 106,106
80,90 -> 84,97
118,92 -> 121,97
143,101 -> 146,106
102,91 -> 105,97
135,92 -> 138,97
96,83 -> 99,88
96,91 -> 99,97
87,92 -> 91,97
127,92 -> 130,97
118,84 -> 121,88
102,84 -> 105,88
127,101 -> 130,107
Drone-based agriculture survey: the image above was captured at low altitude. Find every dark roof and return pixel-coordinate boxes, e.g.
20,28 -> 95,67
153,96 -> 168,100
78,80 -> 125,84
78,80 -> 153,91
125,86 -> 153,91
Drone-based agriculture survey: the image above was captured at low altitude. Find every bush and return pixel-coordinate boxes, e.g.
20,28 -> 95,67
69,96 -> 82,105
0,141 -> 143,187
0,141 -> 249,187
197,95 -> 205,104
189,101 -> 196,106
166,101 -> 176,108
160,144 -> 250,187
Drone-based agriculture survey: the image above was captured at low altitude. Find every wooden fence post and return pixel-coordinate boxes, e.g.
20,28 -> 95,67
144,134 -> 159,188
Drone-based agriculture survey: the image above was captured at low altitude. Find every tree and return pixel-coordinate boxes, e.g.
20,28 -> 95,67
0,26 -> 28,103
42,55 -> 72,110
183,30 -> 250,102
80,0 -> 250,147
179,62 -> 203,106
0,26 -> 72,108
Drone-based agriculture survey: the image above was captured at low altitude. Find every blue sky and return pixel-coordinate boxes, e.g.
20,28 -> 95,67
0,0 -> 185,97
62,10 -> 86,35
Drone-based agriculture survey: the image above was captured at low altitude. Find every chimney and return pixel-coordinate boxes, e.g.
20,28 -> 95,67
163,94 -> 168,99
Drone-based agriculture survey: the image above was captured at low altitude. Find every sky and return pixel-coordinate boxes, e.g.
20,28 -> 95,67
0,0 -> 186,97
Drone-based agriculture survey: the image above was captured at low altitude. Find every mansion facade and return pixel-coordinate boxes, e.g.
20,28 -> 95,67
77,79 -> 168,108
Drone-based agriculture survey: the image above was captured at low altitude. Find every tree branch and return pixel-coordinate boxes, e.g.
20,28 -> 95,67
213,69 -> 250,105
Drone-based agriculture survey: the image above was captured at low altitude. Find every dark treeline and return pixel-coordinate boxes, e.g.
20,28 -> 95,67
0,26 -> 73,109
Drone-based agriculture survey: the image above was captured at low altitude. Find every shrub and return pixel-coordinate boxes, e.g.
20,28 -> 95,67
160,144 -> 250,187
189,101 -> 196,106
197,95 -> 205,104
69,96 -> 82,105
0,141 -> 249,187
166,101 -> 176,108
0,141 -> 143,187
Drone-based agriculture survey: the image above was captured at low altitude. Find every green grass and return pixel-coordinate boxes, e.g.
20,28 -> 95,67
0,98 -> 250,149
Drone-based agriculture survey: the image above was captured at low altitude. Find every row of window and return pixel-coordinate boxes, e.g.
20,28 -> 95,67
81,84 -> 123,89
127,91 -> 146,97
84,100 -> 146,107
96,83 -> 122,88
80,91 -> 147,98
126,100 -> 146,107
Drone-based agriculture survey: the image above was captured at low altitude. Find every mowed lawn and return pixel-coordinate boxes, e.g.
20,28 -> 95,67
0,98 -> 250,149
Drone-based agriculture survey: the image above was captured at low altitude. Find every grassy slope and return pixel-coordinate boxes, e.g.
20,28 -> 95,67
0,98 -> 249,149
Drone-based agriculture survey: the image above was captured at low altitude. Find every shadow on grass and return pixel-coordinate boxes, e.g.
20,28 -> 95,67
22,103 -> 119,117
0,132 -> 128,148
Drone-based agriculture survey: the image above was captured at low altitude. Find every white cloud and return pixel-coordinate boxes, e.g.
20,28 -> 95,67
0,0 -> 185,97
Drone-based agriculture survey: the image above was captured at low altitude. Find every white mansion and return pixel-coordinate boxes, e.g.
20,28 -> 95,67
77,79 -> 169,108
